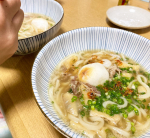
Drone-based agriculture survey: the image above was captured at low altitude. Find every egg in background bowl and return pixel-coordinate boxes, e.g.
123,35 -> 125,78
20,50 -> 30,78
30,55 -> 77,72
16,0 -> 64,55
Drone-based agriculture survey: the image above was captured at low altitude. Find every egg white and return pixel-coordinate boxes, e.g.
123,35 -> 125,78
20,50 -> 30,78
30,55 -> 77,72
102,59 -> 112,68
31,18 -> 49,31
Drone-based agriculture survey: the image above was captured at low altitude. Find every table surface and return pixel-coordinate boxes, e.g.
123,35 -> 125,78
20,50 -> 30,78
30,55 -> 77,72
0,0 -> 150,138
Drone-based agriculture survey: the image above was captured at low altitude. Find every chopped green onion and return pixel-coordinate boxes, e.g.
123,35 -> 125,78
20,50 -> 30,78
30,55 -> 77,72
143,72 -> 150,80
127,105 -> 134,112
118,98 -> 124,105
142,99 -> 146,103
131,126 -> 136,134
105,129 -> 110,133
141,104 -> 145,109
131,122 -> 136,134
133,95 -> 137,99
136,105 -> 140,108
68,88 -> 73,93
107,104 -> 112,109
106,109 -> 111,115
127,99 -> 132,104
134,108 -> 139,115
81,131 -> 85,135
95,105 -> 102,111
147,104 -> 150,110
83,105 -> 90,110
140,92 -> 146,95
79,94 -> 85,105
88,100 -> 92,105
122,113 -> 128,118
91,105 -> 95,110
80,110 -> 85,117
92,100 -> 96,105
120,58 -> 123,61
131,122 -> 134,126
71,96 -> 77,102
112,98 -> 117,103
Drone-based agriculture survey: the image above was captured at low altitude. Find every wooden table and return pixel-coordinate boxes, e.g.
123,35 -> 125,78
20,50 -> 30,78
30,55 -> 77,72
0,0 -> 150,137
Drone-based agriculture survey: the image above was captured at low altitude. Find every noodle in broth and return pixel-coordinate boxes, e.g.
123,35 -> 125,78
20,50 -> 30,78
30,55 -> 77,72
18,13 -> 55,39
49,50 -> 150,138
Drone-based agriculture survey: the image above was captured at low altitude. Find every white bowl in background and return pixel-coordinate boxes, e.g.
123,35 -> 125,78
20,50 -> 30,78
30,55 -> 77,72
16,0 -> 64,55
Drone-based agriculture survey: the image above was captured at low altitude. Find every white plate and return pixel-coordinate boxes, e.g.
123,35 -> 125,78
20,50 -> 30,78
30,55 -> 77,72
106,6 -> 150,29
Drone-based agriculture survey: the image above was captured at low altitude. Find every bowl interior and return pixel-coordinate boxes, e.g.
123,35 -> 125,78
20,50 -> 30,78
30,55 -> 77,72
32,27 -> 150,138
21,0 -> 63,23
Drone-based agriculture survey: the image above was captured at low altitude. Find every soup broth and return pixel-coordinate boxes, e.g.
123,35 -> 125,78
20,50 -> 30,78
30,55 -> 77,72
49,50 -> 150,138
18,13 -> 55,39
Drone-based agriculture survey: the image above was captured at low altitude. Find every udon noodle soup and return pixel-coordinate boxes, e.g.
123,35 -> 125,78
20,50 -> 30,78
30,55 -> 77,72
18,13 -> 55,39
49,50 -> 150,138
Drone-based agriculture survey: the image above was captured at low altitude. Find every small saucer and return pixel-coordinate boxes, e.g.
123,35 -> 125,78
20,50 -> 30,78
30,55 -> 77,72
106,6 -> 150,29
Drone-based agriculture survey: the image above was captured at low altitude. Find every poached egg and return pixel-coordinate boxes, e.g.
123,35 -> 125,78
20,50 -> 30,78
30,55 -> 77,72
78,63 -> 109,86
31,18 -> 49,31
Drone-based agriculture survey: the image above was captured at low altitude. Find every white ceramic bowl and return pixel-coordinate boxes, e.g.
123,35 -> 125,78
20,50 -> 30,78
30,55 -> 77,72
16,0 -> 64,55
32,27 -> 150,138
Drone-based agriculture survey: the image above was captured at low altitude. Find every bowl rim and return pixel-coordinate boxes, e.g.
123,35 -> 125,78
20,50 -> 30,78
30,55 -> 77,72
31,27 -> 150,138
18,0 -> 64,41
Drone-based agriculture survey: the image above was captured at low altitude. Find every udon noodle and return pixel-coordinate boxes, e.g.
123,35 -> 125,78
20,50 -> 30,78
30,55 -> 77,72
49,50 -> 150,138
18,13 -> 55,39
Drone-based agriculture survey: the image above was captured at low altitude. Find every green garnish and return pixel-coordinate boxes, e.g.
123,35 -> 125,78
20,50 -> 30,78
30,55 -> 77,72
134,108 -> 139,115
81,131 -> 85,135
68,88 -> 73,93
127,105 -> 134,112
147,104 -> 150,110
79,94 -> 85,105
143,72 -> 150,80
122,113 -> 128,118
71,96 -> 77,102
80,110 -> 85,117
88,100 -> 92,105
91,105 -> 95,110
131,122 -> 136,134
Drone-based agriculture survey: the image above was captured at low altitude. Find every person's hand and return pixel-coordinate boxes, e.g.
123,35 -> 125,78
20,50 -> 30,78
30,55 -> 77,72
0,0 -> 24,65
0,110 -> 4,118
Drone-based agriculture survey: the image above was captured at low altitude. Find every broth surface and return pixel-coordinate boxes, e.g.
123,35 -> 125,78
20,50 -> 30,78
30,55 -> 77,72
49,50 -> 150,138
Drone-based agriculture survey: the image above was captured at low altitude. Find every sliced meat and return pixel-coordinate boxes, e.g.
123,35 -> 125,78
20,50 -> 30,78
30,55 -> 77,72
70,76 -> 82,97
63,93 -> 78,116
90,110 -> 121,126
108,64 -> 121,78
85,83 -> 101,96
